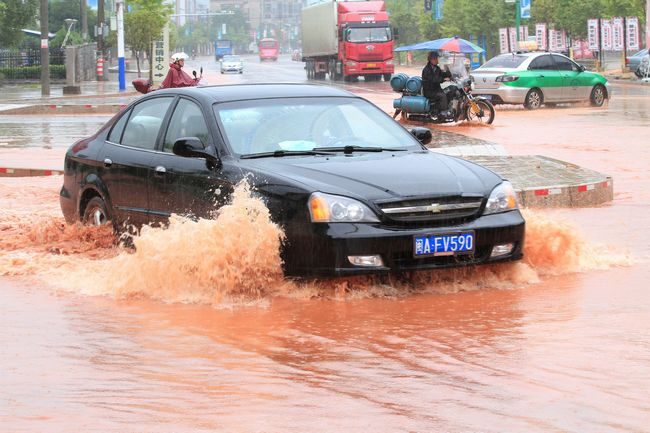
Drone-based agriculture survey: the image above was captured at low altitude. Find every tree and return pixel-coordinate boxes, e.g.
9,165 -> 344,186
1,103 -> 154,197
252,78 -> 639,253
124,0 -> 172,80
0,0 -> 39,47
48,0 -> 96,40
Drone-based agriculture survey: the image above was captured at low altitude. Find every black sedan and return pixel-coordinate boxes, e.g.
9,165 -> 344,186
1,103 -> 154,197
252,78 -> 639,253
60,84 -> 524,277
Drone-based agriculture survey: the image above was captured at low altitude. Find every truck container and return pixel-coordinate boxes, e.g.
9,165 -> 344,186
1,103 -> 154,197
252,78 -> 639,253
301,0 -> 395,82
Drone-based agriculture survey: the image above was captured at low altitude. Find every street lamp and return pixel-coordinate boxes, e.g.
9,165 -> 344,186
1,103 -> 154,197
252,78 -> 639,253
62,18 -> 77,47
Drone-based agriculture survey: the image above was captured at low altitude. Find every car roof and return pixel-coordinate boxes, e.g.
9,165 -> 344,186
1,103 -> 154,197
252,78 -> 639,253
151,83 -> 357,104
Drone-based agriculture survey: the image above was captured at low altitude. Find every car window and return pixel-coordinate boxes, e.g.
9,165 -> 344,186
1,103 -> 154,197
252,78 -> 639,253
214,97 -> 419,155
107,109 -> 130,143
163,99 -> 210,153
481,54 -> 527,69
528,55 -> 555,70
552,54 -> 578,71
121,97 -> 173,150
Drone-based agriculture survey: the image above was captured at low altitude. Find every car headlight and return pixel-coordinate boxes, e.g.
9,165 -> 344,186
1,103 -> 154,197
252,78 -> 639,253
495,75 -> 519,82
308,192 -> 379,223
483,181 -> 518,215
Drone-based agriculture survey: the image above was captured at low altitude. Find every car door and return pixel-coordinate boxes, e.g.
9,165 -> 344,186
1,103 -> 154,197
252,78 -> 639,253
527,54 -> 563,102
552,54 -> 582,101
99,96 -> 174,226
148,97 -> 235,225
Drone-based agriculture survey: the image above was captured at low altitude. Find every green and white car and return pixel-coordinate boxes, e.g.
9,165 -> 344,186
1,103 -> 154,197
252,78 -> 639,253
471,52 -> 610,109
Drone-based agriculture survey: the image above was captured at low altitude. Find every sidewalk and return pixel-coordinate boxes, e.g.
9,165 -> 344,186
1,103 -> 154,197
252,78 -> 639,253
0,78 -> 613,208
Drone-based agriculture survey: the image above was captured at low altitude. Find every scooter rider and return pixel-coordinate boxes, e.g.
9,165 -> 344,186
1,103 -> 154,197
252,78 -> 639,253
422,51 -> 452,116
159,52 -> 201,89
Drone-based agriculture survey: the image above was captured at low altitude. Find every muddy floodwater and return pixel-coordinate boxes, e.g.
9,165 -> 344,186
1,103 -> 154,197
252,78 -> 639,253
1,80 -> 650,432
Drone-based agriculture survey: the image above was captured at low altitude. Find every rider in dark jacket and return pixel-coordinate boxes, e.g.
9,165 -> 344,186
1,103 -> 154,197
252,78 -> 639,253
421,51 -> 452,115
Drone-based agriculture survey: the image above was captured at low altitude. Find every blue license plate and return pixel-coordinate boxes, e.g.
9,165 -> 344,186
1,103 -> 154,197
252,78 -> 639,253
414,232 -> 475,257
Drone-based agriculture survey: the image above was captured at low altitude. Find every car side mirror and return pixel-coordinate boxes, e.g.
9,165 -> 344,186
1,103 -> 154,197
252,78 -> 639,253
410,127 -> 432,145
173,137 -> 220,166
579,64 -> 586,72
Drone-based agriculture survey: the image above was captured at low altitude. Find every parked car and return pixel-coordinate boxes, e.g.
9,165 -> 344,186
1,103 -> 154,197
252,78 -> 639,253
626,48 -> 649,72
220,55 -> 243,74
471,52 -> 610,109
60,84 -> 525,277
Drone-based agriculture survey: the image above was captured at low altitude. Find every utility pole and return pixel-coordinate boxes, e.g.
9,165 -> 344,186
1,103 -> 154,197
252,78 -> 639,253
515,0 -> 521,51
117,0 -> 125,91
646,0 -> 650,49
97,0 -> 105,56
40,0 -> 49,96
81,0 -> 88,41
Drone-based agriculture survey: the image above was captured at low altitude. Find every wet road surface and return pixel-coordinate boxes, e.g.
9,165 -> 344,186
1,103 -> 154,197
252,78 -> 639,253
1,56 -> 649,432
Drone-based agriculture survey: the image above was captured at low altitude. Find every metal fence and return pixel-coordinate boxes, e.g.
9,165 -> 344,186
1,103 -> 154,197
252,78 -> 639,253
0,48 -> 67,80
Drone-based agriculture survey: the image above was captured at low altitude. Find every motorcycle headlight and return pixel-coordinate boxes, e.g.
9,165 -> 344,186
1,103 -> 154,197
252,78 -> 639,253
483,181 -> 518,215
309,192 -> 379,223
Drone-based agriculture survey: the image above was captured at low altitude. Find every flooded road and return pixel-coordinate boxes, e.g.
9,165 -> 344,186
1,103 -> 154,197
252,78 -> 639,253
1,59 -> 650,432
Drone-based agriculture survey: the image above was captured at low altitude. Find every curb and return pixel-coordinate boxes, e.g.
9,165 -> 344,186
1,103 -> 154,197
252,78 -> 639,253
517,178 -> 613,208
0,167 -> 63,177
0,104 -> 127,115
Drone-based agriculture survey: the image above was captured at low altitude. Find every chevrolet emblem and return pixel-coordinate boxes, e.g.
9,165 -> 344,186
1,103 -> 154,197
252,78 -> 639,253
426,203 -> 441,213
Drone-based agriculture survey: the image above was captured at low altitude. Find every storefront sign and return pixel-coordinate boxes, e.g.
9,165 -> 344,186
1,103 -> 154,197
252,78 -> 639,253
535,23 -> 547,50
587,19 -> 600,51
626,17 -> 640,51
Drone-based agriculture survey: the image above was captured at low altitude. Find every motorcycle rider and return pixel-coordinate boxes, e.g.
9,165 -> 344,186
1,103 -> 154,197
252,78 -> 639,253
159,52 -> 201,89
421,51 -> 452,117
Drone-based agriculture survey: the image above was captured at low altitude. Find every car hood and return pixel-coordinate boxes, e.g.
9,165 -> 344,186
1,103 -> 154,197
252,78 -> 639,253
241,150 -> 502,201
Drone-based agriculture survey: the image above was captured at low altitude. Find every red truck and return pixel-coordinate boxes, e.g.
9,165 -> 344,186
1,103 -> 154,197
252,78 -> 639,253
301,0 -> 395,82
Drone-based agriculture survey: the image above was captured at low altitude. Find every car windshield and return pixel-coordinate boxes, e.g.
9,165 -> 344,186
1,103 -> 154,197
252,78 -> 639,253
480,54 -> 528,69
346,26 -> 392,43
223,56 -> 240,62
214,97 -> 419,156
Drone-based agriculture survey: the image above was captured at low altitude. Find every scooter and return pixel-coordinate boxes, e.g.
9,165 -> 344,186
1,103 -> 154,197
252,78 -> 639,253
132,67 -> 204,94
391,73 -> 495,125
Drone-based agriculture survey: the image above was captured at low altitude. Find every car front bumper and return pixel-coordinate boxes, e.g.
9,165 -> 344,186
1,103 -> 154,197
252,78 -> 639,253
473,84 -> 530,105
283,210 -> 525,277
221,67 -> 243,73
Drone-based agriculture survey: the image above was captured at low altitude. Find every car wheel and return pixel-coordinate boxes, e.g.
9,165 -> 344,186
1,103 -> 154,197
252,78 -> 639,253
383,73 -> 392,81
590,84 -> 606,107
82,196 -> 110,226
524,88 -> 543,110
220,71 -> 224,74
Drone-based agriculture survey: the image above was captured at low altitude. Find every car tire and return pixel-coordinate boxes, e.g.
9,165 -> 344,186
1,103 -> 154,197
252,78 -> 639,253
82,196 -> 110,226
590,84 -> 606,107
383,73 -> 392,81
524,88 -> 543,110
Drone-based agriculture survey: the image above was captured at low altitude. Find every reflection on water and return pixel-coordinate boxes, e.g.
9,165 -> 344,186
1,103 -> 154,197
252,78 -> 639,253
0,116 -> 109,149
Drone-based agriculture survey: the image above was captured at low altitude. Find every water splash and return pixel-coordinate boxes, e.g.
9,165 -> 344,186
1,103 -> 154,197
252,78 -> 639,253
0,177 -> 632,305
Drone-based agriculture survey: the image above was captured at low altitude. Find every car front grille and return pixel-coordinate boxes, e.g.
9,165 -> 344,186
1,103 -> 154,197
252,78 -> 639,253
375,195 -> 484,227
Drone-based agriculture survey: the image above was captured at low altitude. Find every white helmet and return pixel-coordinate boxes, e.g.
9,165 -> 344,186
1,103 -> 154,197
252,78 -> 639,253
171,52 -> 189,62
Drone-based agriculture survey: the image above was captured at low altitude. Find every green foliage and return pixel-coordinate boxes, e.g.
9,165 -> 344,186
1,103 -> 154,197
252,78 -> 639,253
175,9 -> 250,53
124,0 -> 172,80
50,28 -> 84,49
0,0 -> 39,47
0,65 -> 66,80
48,0 -> 97,40
386,0 -> 647,59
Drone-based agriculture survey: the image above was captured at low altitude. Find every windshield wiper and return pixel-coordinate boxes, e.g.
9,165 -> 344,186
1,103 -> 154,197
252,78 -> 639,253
312,145 -> 407,154
240,150 -> 334,159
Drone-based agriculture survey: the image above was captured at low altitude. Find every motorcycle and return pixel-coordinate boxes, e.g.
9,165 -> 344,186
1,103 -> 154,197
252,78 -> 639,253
391,71 -> 495,125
